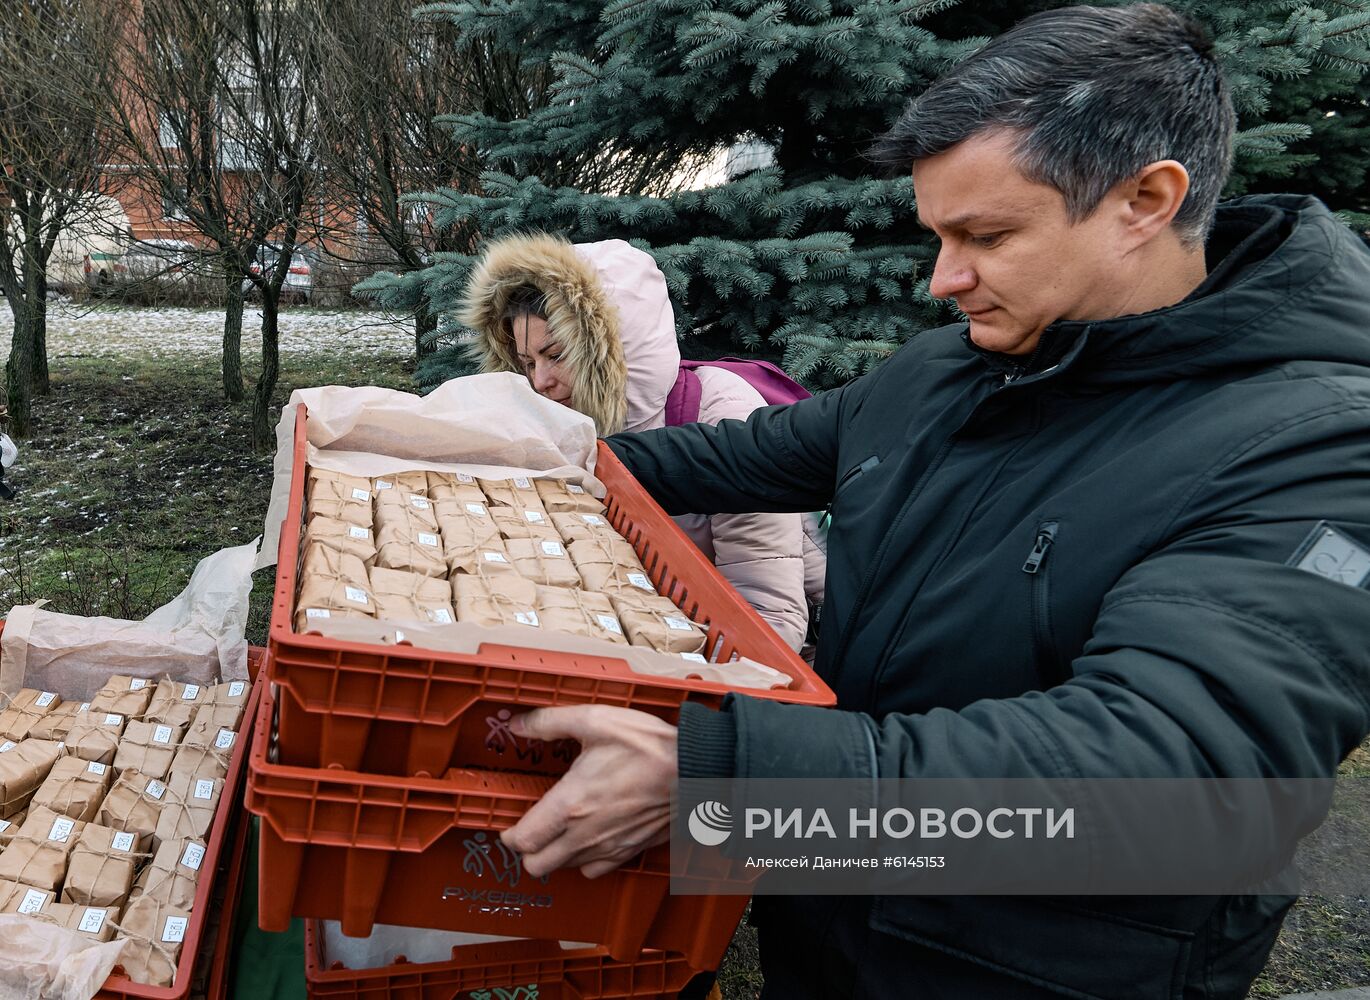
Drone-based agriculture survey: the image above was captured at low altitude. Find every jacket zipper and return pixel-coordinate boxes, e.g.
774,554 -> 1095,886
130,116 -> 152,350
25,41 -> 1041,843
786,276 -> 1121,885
1023,520 -> 1062,687
821,455 -> 880,530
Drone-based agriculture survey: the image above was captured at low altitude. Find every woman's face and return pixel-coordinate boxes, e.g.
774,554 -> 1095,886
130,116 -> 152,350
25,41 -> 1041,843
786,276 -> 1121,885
512,312 -> 575,407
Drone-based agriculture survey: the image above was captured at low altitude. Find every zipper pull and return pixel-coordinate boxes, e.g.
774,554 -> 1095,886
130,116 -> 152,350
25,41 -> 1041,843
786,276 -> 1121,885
1022,523 -> 1058,574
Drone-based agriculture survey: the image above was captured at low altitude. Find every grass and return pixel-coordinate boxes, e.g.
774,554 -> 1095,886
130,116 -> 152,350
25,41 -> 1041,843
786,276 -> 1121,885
2,339 -> 1367,998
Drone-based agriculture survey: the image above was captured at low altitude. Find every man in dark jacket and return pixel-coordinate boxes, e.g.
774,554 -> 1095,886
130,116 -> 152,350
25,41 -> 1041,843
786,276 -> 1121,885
501,4 -> 1370,996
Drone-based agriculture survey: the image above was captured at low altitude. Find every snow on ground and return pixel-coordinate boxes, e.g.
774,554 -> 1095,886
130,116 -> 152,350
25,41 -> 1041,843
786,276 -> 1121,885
0,300 -> 414,362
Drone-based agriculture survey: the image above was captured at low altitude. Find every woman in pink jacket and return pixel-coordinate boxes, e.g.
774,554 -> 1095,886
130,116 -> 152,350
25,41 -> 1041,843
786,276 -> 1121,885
459,233 -> 821,652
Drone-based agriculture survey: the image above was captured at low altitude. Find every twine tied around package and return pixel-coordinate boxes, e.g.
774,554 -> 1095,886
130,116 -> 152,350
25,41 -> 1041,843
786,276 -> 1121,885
67,841 -> 155,909
102,915 -> 182,985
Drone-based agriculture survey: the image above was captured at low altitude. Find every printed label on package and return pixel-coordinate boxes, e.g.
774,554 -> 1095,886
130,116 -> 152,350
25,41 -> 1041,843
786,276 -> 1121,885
345,586 -> 370,605
350,487 -> 370,502
483,551 -> 508,564
181,842 -> 205,870
513,477 -> 532,489
112,831 -> 136,852
597,615 -> 624,635
457,472 -> 474,483
681,652 -> 708,664
349,525 -> 370,539
429,608 -> 453,625
418,532 -> 439,547
145,779 -> 166,800
18,889 -> 46,914
0,819 -> 9,832
182,684 -> 200,701
87,761 -> 107,776
215,729 -> 235,750
409,495 -> 431,510
35,691 -> 56,707
153,725 -> 173,744
103,714 -> 122,726
306,608 -> 330,619
228,681 -> 246,698
78,908 -> 107,934
628,573 -> 653,592
194,779 -> 215,800
0,742 -> 14,753
162,916 -> 188,943
525,510 -> 546,524
664,616 -> 693,632
375,479 -> 392,490
541,541 -> 565,557
79,703 -> 90,713
49,817 -> 75,842
582,514 -> 605,526
567,484 -> 585,494
466,502 -> 488,517
514,611 -> 540,627
130,678 -> 148,691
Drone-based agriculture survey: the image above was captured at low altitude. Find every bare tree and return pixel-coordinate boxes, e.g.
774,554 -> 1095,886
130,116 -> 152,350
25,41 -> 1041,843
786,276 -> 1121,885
0,0 -> 121,437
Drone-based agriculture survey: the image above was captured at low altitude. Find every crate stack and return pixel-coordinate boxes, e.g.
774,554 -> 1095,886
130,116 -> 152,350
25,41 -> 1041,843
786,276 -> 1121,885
248,407 -> 836,999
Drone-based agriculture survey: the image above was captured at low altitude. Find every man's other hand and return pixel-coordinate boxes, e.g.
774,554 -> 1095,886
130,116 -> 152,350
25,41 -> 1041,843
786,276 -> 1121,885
499,705 -> 678,879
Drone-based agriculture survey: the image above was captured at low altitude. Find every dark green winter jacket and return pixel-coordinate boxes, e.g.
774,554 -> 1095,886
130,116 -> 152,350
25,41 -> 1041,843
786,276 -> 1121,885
607,195 -> 1370,998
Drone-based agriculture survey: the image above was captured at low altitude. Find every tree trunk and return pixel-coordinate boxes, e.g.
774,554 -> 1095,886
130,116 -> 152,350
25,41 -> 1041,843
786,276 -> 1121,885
33,278 -> 50,395
415,301 -> 438,359
6,296 -> 35,439
223,274 -> 245,402
252,290 -> 281,451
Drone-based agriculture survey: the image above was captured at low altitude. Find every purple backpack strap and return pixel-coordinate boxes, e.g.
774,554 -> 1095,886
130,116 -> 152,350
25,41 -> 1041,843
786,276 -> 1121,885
665,366 -> 705,426
679,357 -> 812,406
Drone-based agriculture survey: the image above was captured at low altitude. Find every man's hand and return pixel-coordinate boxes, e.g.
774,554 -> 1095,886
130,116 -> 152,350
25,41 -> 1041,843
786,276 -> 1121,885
499,705 -> 678,879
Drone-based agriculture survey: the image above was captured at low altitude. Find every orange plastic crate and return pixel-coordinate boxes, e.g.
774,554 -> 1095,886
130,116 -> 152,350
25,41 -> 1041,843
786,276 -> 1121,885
304,922 -> 696,1000
247,681 -> 749,972
269,404 -> 835,777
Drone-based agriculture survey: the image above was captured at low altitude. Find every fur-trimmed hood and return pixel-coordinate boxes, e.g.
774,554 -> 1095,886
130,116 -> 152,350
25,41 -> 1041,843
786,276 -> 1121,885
459,234 -> 680,436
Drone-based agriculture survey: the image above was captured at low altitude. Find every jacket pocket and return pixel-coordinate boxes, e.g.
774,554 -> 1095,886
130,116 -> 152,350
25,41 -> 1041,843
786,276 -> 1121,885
822,455 -> 880,529
1023,519 -> 1066,688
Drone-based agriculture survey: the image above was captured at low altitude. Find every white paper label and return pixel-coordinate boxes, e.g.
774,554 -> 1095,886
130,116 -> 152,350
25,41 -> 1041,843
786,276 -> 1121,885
582,514 -> 605,526
228,681 -> 246,698
215,729 -> 236,750
350,487 -> 370,501
524,510 -> 546,524
567,484 -> 585,494
35,691 -> 56,707
514,611 -> 540,627
182,684 -> 200,701
457,473 -> 474,484
375,479 -> 392,490
194,779 -> 215,800
348,525 -> 371,539
628,572 -> 653,592
87,761 -> 107,776
429,608 -> 453,625
0,819 -> 10,833
153,725 -> 173,744
130,678 -> 148,691
596,614 -> 624,635
0,742 -> 14,753
482,551 -> 508,564
409,494 -> 431,510
180,841 -> 205,870
306,608 -> 330,619
49,817 -> 75,842
78,703 -> 89,713
664,616 -> 693,632
103,714 -> 122,726
513,477 -> 531,489
162,915 -> 188,943
465,502 -> 488,517
394,629 -> 406,644
681,652 -> 708,664
345,586 -> 369,606
18,889 -> 46,914
112,831 -> 135,851
418,532 -> 439,547
78,908 -> 107,933
540,541 -> 565,557
145,779 -> 166,800
56,742 -> 65,752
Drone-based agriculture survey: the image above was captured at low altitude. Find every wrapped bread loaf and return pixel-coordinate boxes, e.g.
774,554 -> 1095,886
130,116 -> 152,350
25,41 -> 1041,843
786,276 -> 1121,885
610,590 -> 709,655
551,511 -> 619,544
143,679 -> 210,730
63,822 -> 149,909
303,515 -> 378,565
0,738 -> 64,818
30,756 -> 113,822
95,769 -> 169,844
506,538 -> 582,589
306,469 -> 373,527
452,575 -> 541,629
371,471 -> 430,504
115,894 -> 192,987
568,536 -> 655,596
535,478 -> 605,515
373,516 -> 448,578
427,470 -> 485,504
535,586 -> 628,644
478,476 -> 544,512
112,721 -> 185,781
295,543 -> 375,629
0,689 -> 62,741
490,506 -> 561,544
370,566 -> 457,625
0,805 -> 87,890
25,701 -> 84,742
65,711 -> 127,764
88,675 -> 153,718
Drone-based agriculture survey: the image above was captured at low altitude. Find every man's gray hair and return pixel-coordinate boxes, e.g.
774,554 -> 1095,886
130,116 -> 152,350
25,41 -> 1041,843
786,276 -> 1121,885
872,3 -> 1236,245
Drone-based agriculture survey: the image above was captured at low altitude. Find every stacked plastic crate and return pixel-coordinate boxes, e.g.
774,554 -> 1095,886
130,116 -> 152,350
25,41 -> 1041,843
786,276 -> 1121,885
247,407 -> 836,998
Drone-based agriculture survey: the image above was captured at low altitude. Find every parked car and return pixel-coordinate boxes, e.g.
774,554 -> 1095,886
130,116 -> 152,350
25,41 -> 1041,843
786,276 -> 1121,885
242,245 -> 314,304
88,238 -> 198,301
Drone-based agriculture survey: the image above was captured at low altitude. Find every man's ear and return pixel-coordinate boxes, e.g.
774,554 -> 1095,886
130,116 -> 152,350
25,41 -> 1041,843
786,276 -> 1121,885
1119,160 -> 1191,248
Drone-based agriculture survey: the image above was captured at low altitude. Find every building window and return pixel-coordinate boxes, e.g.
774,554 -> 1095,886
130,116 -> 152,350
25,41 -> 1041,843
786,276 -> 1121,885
163,185 -> 189,221
158,112 -> 179,148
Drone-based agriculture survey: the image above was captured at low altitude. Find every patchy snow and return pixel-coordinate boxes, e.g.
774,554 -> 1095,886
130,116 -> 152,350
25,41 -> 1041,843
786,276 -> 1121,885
0,301 -> 414,362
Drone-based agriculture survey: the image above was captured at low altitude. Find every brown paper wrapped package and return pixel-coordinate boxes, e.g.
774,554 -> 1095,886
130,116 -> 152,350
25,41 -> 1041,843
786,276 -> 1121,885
295,544 -> 376,625
0,738 -> 64,817
551,511 -> 621,544
64,822 -> 149,909
95,769 -> 169,844
371,471 -> 430,503
536,478 -> 606,515
143,679 -> 213,730
568,536 -> 655,596
112,721 -> 186,781
129,837 -> 206,911
168,745 -> 229,785
374,492 -> 441,533
115,895 -> 191,987
452,575 -> 542,629
303,515 -> 379,566
31,902 -> 121,942
31,755 -> 113,822
306,471 -> 374,527
25,702 -> 83,742
64,711 -> 128,764
182,704 -> 242,755
373,519 -> 448,578
0,809 -> 26,846
491,506 -> 562,545
0,880 -> 55,914
535,587 -> 628,645
506,538 -> 583,589
478,476 -> 545,511
0,805 -> 88,890
449,543 -> 520,581
610,590 -> 709,655
369,567 -> 457,626
307,466 -> 371,498
427,471 -> 486,504
0,688 -> 62,741
88,676 -> 155,718
295,605 -> 372,633
154,772 -> 222,844
208,679 -> 251,713
435,501 -> 503,573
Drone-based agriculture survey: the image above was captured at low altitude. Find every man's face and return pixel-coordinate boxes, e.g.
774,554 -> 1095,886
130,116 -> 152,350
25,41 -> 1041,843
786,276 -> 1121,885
911,130 -> 1129,357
